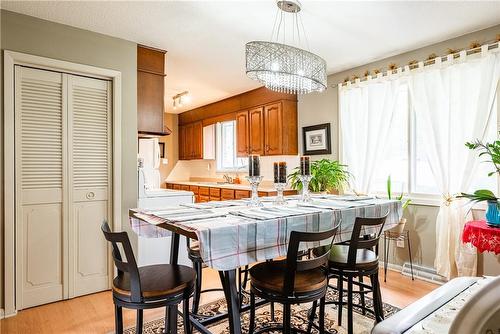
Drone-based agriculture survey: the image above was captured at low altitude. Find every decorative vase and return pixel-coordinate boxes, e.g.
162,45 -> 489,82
485,200 -> 500,226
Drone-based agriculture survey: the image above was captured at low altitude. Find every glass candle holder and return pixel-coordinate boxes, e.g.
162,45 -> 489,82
273,183 -> 287,206
245,175 -> 264,207
299,175 -> 312,203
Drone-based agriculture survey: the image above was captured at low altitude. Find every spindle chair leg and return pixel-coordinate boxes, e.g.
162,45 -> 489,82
347,276 -> 354,334
136,309 -> 143,334
114,304 -> 123,334
283,303 -> 292,334
249,292 -> 256,334
337,271 -> 344,326
183,298 -> 191,334
359,274 -> 366,315
307,300 -> 317,334
191,260 -> 203,314
319,296 -> 326,334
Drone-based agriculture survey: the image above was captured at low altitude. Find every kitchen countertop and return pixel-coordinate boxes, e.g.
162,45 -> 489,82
165,180 -> 296,192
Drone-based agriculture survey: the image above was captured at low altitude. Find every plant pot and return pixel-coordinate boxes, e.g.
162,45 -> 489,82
485,200 -> 500,226
390,218 -> 407,234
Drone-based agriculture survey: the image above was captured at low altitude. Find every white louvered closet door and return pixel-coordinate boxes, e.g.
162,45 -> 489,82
68,75 -> 111,298
15,66 -> 112,309
15,66 -> 67,309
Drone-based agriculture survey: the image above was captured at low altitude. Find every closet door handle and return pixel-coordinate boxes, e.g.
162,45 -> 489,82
86,191 -> 96,200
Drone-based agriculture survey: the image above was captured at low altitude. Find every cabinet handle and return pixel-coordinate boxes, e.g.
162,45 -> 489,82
86,191 -> 95,200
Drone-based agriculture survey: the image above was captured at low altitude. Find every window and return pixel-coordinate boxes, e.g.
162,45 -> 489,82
216,120 -> 246,171
370,83 -> 498,199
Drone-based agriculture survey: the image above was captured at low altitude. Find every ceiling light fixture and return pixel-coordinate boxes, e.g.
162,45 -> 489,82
245,0 -> 327,94
172,91 -> 190,110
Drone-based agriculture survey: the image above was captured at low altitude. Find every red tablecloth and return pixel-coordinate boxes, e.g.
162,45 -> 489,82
462,220 -> 500,254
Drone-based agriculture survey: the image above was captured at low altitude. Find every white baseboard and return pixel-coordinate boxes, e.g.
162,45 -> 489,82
0,308 -> 4,319
2,309 -> 17,318
383,262 -> 447,285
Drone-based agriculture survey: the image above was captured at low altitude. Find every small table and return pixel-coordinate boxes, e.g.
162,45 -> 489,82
462,220 -> 500,254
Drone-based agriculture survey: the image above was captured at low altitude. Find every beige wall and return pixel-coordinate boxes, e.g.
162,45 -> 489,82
159,113 -> 179,185
298,24 -> 500,273
0,10 -> 138,311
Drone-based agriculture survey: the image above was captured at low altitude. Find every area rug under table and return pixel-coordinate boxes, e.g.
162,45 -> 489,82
123,289 -> 400,334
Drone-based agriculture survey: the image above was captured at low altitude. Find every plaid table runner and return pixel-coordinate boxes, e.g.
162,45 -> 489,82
130,198 -> 401,271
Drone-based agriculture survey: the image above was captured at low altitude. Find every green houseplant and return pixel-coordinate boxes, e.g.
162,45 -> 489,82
458,136 -> 500,225
387,175 -> 411,233
288,159 -> 350,193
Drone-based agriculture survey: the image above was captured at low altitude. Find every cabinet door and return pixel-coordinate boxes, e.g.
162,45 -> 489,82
15,66 -> 66,309
68,75 -> 111,298
137,71 -> 164,134
192,121 -> 203,159
185,124 -> 193,159
178,125 -> 186,160
249,107 -> 265,155
236,111 -> 249,157
264,102 -> 283,155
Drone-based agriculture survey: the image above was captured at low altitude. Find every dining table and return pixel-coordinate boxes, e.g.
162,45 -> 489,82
129,195 -> 402,334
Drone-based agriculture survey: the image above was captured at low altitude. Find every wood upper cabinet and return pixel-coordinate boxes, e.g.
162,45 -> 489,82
236,111 -> 249,157
249,107 -> 265,155
264,101 -> 298,155
179,121 -> 203,160
137,45 -> 170,135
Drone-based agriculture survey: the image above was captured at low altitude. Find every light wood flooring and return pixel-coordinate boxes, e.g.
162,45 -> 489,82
0,268 -> 438,334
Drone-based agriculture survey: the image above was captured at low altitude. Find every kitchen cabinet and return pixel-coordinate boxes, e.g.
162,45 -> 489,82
235,190 -> 251,199
221,188 -> 235,200
179,121 -> 203,160
137,45 -> 171,136
236,111 -> 249,157
209,188 -> 221,201
235,101 -> 297,157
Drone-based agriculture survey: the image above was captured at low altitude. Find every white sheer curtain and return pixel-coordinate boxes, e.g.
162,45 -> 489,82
339,76 -> 403,194
408,48 -> 500,279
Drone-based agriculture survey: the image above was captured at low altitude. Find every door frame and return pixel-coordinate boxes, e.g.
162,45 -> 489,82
3,50 -> 122,316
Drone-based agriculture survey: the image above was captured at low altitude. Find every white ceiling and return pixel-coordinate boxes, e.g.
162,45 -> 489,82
3,1 -> 500,113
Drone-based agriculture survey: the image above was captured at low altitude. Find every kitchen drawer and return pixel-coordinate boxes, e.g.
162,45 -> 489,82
189,186 -> 199,194
173,184 -> 181,190
199,187 -> 209,196
180,185 -> 190,191
221,188 -> 235,200
235,190 -> 250,199
258,191 -> 275,197
284,190 -> 297,196
210,196 -> 221,201
199,195 -> 210,202
210,187 -> 221,197
166,183 -> 173,189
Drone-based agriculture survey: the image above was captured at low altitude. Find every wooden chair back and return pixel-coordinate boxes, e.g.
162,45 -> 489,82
101,222 -> 142,302
347,214 -> 388,265
283,224 -> 339,296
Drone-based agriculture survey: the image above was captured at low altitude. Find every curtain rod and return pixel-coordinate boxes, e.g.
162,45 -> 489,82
332,40 -> 500,88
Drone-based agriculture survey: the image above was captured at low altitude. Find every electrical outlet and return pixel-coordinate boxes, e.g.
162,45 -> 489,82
396,239 -> 405,248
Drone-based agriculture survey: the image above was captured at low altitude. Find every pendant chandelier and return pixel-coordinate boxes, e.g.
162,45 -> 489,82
245,0 -> 327,94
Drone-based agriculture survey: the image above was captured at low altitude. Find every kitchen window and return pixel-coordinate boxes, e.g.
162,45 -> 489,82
216,120 -> 246,171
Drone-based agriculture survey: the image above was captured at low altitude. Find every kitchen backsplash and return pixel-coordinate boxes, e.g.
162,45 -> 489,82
166,155 -> 301,183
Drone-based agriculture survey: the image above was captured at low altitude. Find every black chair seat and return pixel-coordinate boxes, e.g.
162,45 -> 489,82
328,245 -> 378,270
113,264 -> 196,300
250,261 -> 327,295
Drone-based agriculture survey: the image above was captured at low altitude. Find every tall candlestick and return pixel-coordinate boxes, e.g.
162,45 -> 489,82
248,155 -> 260,177
300,156 -> 310,176
273,162 -> 287,184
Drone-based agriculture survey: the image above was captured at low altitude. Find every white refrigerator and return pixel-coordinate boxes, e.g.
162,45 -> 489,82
137,138 -> 193,266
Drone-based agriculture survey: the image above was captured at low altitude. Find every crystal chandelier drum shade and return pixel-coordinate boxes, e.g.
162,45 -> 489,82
246,41 -> 327,94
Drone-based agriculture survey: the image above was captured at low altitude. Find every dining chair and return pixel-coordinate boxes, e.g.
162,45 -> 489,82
101,222 -> 196,334
248,225 -> 339,334
323,214 -> 388,334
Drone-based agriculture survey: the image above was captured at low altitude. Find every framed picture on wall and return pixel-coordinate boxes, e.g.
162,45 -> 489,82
302,123 -> 331,155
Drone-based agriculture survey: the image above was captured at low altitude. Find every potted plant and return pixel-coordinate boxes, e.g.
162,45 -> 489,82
387,175 -> 412,233
458,137 -> 500,226
288,159 -> 350,193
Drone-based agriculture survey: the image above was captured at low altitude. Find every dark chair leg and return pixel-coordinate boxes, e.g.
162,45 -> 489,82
337,271 -> 344,326
191,260 -> 203,314
270,302 -> 275,322
370,273 -> 384,322
164,306 -> 169,334
359,274 -> 366,315
384,234 -> 389,282
283,303 -> 292,334
347,276 -> 353,334
249,292 -> 256,334
183,299 -> 191,334
241,265 -> 249,290
319,297 -> 326,334
169,305 -> 178,334
407,231 -> 415,281
114,304 -> 123,334
307,300 -> 317,334
136,309 -> 144,334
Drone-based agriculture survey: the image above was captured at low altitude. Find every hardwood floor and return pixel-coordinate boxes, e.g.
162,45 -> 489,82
0,268 -> 438,334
